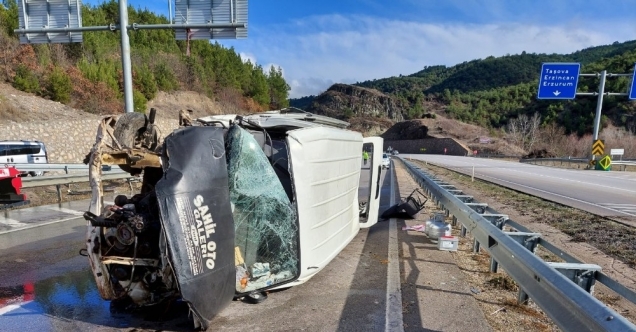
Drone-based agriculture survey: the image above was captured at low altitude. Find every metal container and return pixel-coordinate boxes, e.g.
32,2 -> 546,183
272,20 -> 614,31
427,219 -> 451,242
438,236 -> 458,251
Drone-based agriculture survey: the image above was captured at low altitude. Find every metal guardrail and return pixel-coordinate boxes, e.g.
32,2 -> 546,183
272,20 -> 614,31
520,157 -> 636,165
20,171 -> 132,188
3,163 -> 121,172
0,163 -> 135,204
398,157 -> 636,332
520,157 -> 636,170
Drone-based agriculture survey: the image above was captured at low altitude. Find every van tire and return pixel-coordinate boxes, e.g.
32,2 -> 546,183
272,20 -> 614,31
113,113 -> 147,149
29,171 -> 44,177
244,291 -> 267,304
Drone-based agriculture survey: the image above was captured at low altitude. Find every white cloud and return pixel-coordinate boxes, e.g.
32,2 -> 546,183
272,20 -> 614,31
233,15 -> 636,98
239,52 -> 257,64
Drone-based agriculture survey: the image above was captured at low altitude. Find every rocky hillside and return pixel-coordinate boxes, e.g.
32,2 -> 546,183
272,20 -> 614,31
306,84 -> 407,122
381,120 -> 431,140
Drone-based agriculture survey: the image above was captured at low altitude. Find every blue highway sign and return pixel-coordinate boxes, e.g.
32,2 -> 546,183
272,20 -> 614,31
537,63 -> 580,99
629,63 -> 636,100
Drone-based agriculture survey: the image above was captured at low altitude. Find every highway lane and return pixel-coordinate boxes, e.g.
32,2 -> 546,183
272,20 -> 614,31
404,154 -> 636,223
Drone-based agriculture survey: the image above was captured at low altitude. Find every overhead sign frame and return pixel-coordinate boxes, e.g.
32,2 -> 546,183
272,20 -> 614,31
537,62 -> 581,100
174,0 -> 248,40
17,0 -> 83,44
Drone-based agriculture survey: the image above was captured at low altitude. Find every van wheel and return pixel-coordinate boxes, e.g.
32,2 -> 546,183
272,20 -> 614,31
29,171 -> 43,177
244,291 -> 267,304
113,113 -> 147,149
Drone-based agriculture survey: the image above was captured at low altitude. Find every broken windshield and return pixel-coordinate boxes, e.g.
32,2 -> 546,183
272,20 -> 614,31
225,125 -> 299,293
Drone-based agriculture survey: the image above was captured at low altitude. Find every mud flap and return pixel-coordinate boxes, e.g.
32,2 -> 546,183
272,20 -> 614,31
155,126 -> 235,329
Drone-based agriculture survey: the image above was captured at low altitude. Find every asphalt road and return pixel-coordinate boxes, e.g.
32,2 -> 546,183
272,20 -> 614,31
404,154 -> 636,223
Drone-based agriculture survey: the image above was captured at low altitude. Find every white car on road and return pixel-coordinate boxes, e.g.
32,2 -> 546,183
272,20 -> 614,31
382,153 -> 390,169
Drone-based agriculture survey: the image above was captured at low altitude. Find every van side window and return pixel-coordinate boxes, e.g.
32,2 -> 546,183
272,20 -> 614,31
0,145 -> 6,156
4,146 -> 41,156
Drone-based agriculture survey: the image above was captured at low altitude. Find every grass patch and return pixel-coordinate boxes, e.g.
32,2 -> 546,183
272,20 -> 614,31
488,275 -> 518,291
0,97 -> 29,122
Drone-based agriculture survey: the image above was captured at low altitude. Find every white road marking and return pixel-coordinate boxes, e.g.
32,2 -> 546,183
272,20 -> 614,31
0,217 -> 28,227
386,166 -> 404,332
0,216 -> 83,236
0,304 -> 21,316
0,301 -> 33,316
598,203 -> 636,214
50,207 -> 84,216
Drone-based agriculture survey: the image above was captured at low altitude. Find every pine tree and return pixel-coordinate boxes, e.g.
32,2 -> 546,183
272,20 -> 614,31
267,66 -> 290,109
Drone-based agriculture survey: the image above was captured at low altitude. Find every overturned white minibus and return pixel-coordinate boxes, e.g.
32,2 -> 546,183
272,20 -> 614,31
83,108 -> 383,329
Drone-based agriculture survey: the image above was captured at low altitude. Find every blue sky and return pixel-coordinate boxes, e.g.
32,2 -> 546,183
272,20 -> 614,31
84,0 -> 636,98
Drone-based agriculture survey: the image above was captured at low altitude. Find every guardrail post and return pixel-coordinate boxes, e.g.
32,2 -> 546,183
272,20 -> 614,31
518,288 -> 529,305
473,238 -> 480,252
451,216 -> 457,227
490,258 -> 498,273
64,166 -> 69,174
55,184 -> 62,203
547,263 -> 602,293
460,225 -> 467,237
505,232 -> 541,253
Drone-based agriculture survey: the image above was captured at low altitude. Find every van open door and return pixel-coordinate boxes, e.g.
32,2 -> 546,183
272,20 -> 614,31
359,137 -> 383,228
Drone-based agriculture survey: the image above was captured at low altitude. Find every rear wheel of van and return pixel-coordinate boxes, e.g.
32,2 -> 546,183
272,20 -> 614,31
29,171 -> 44,177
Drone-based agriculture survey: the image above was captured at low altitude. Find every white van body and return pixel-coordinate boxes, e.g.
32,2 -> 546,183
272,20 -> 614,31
0,140 -> 48,176
284,127 -> 381,286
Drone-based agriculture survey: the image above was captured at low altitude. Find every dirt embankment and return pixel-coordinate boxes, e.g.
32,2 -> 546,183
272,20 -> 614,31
0,82 -> 222,124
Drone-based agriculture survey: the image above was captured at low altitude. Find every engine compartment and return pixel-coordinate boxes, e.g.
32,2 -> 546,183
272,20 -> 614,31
83,111 -> 303,328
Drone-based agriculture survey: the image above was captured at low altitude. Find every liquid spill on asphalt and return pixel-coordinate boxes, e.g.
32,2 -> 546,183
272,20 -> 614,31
0,269 -> 192,331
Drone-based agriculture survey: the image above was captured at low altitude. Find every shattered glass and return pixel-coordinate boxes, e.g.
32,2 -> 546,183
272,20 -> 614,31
226,125 -> 299,293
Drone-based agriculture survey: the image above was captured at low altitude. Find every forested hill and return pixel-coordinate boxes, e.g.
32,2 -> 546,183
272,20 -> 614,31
291,40 -> 636,135
358,40 -> 636,95
0,0 -> 290,115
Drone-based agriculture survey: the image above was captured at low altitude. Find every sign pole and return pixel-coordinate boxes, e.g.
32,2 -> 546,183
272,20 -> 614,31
592,70 -> 607,142
119,0 -> 134,113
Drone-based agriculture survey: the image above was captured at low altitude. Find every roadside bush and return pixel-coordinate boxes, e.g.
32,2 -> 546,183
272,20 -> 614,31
154,62 -> 179,92
132,89 -> 147,113
135,64 -> 158,100
45,66 -> 72,103
12,64 -> 40,93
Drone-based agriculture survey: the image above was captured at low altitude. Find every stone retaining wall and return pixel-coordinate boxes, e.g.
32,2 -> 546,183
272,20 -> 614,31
0,117 -> 178,163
